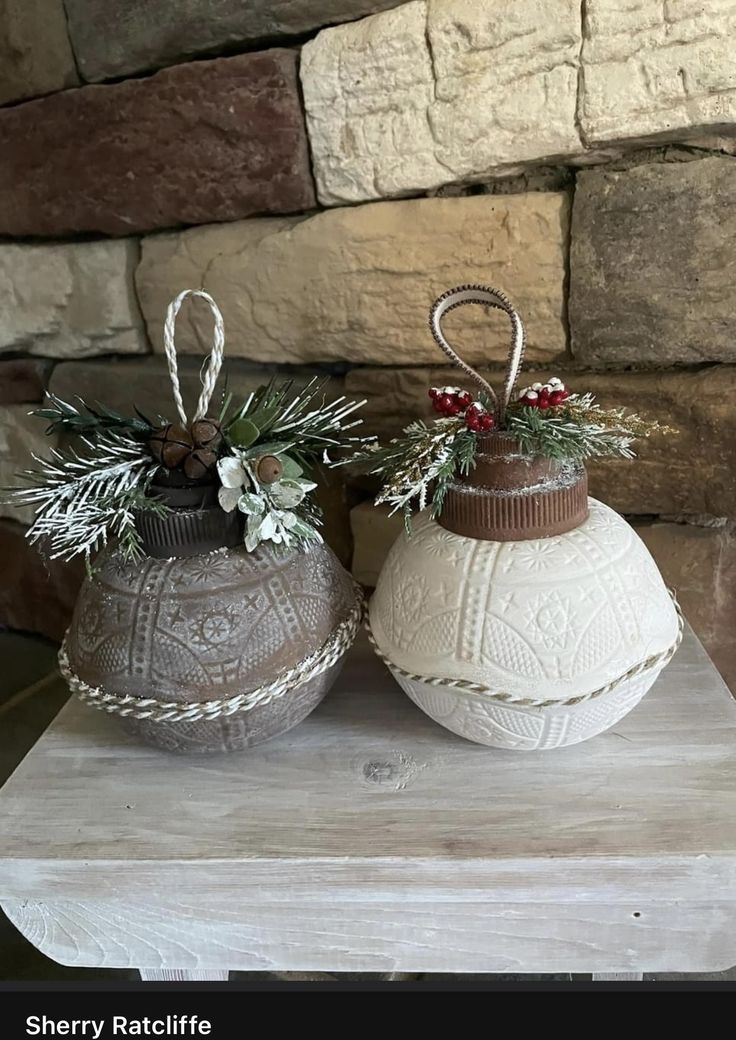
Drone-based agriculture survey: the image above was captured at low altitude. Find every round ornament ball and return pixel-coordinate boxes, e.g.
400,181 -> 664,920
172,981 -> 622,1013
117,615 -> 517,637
63,517 -> 359,754
370,496 -> 679,750
368,285 -> 681,751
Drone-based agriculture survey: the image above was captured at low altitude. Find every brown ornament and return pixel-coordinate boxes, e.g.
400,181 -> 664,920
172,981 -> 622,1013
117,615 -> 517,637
190,418 -> 223,451
64,540 -> 359,753
148,423 -> 193,469
256,455 -> 283,485
183,447 -> 218,481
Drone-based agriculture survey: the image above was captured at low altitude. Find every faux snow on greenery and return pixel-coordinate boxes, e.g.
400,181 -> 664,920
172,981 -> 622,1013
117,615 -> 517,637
506,392 -> 676,462
8,422 -> 165,567
354,384 -> 675,527
217,454 -> 320,552
4,377 -> 371,564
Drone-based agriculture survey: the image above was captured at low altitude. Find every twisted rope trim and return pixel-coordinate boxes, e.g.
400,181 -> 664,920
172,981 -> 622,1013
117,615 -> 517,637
367,591 -> 683,709
60,586 -> 365,723
163,289 -> 225,426
429,284 -> 527,426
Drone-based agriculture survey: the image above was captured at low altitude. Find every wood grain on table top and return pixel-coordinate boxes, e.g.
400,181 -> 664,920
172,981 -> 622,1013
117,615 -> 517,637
1,626 -> 735,902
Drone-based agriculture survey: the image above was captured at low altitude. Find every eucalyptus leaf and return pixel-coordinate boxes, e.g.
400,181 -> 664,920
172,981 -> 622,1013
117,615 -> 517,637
269,482 -> 306,509
228,418 -> 260,448
237,492 -> 265,516
242,440 -> 293,459
217,456 -> 246,489
289,517 -> 321,541
279,455 -> 303,479
260,511 -> 277,540
244,512 -> 263,552
218,486 -> 242,513
247,402 -> 282,434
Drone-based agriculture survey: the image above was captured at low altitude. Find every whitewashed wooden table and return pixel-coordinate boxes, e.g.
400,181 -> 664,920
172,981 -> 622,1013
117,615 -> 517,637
1,625 -> 735,982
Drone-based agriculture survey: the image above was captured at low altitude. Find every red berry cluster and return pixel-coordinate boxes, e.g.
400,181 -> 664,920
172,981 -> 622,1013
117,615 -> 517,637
517,377 -> 570,410
463,402 -> 495,433
428,386 -> 495,433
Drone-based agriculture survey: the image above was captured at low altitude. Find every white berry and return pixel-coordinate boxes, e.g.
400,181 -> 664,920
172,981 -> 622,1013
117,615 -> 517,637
525,390 -> 539,401
531,382 -> 543,391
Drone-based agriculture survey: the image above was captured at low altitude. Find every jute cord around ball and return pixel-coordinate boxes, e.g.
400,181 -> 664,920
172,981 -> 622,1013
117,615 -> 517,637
365,590 -> 683,709
60,586 -> 365,723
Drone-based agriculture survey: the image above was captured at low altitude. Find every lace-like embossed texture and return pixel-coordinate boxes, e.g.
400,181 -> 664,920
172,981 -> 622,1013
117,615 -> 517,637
370,499 -> 680,749
396,668 -> 664,750
66,542 -> 357,753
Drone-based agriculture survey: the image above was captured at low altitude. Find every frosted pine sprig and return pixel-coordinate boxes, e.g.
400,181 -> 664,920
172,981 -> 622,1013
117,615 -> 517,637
9,431 -> 161,564
355,418 -> 477,524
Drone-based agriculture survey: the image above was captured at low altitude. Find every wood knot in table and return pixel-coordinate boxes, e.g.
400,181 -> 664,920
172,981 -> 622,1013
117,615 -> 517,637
357,750 -> 425,791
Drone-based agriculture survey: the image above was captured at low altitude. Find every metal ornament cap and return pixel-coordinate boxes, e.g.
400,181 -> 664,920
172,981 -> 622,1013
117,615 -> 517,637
428,286 -> 587,540
438,431 -> 589,541
135,476 -> 243,558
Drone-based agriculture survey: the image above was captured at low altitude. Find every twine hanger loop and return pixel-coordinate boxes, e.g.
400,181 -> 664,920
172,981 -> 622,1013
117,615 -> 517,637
163,289 -> 225,426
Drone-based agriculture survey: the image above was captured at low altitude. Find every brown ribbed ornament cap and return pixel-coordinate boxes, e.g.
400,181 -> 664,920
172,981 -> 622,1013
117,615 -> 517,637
438,432 -> 589,542
134,472 -> 243,559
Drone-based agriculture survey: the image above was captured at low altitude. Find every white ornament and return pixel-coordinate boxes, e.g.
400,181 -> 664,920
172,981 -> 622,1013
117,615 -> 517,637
525,390 -> 539,401
369,500 -> 680,750
531,382 -> 543,391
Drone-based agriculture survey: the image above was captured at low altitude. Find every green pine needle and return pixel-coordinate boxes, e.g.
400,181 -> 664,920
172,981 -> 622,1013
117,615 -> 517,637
6,432 -> 161,564
224,377 -> 372,467
34,394 -> 155,439
504,393 -> 677,461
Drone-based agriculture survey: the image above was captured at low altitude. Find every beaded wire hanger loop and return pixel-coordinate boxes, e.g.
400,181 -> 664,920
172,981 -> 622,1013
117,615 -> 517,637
429,285 -> 527,427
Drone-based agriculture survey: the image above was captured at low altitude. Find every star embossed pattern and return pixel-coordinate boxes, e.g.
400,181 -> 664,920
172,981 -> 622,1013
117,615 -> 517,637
523,592 -> 573,652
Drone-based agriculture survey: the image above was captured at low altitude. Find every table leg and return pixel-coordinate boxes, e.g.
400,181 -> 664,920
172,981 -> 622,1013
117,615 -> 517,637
591,973 -> 643,981
139,969 -> 230,982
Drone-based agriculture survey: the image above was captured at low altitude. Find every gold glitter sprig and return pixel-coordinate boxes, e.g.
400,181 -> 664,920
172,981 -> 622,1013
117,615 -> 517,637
507,392 -> 677,462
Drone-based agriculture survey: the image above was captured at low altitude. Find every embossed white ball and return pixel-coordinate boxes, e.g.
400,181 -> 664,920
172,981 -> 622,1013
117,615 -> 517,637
369,500 -> 680,750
